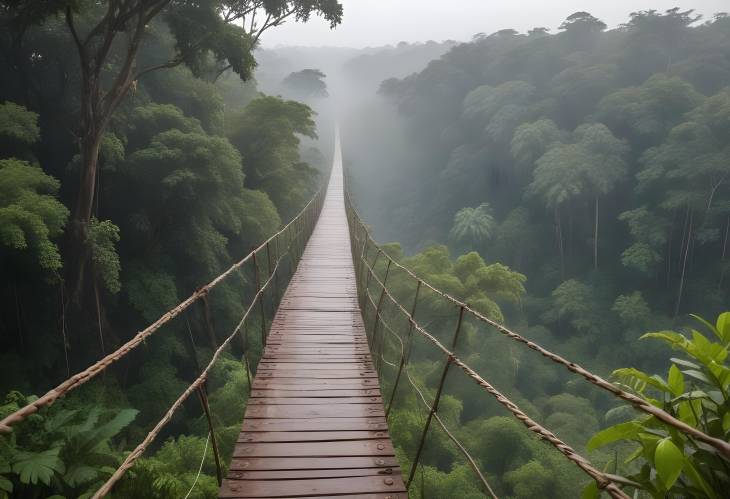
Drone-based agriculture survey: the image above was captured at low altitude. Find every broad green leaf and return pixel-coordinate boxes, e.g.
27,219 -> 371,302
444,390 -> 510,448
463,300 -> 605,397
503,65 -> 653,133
716,312 -> 730,343
654,438 -> 683,490
11,448 -> 65,486
670,357 -> 700,370
691,313 -> 722,342
667,364 -> 684,396
44,409 -> 79,433
613,368 -> 671,393
683,459 -> 718,499
85,408 -> 138,451
0,476 -> 11,494
690,330 -> 726,362
641,331 -> 687,345
708,362 -> 730,390
587,421 -> 641,451
722,412 -> 730,435
63,464 -> 98,487
624,446 -> 643,464
677,399 -> 702,426
581,480 -> 600,499
681,369 -> 711,385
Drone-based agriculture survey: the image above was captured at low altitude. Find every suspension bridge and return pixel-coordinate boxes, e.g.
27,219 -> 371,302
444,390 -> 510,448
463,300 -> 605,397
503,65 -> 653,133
219,132 -> 406,498
1,129 -> 728,498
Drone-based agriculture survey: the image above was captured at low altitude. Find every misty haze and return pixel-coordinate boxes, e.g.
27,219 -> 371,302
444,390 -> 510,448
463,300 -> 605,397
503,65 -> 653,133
1,2 -> 729,499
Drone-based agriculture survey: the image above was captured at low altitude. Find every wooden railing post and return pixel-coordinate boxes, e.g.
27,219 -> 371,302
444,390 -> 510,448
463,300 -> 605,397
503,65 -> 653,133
406,305 -> 466,489
197,384 -> 223,486
371,259 -> 392,370
266,241 -> 277,309
251,252 -> 267,346
386,280 -> 422,418
360,250 -> 380,314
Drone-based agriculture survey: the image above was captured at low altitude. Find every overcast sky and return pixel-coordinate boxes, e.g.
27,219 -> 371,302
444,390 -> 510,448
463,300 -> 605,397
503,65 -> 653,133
261,1 -> 728,48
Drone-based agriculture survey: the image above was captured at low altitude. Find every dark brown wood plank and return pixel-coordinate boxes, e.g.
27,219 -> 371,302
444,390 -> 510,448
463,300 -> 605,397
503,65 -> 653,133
219,476 -> 406,498
228,456 -> 400,471
241,418 -> 388,432
237,430 -> 391,443
250,389 -> 380,398
226,468 -> 400,480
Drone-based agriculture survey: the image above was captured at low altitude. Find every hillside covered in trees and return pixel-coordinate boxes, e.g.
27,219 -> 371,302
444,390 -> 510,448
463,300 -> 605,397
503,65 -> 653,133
0,1 -> 341,497
340,8 -> 730,498
1,2 -> 730,498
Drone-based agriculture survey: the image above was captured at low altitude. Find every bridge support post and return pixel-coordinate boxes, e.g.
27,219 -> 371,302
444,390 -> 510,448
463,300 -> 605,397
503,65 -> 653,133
386,280 -> 422,419
406,305 -> 466,489
266,241 -> 277,311
371,259 -> 392,372
360,250 -> 379,321
197,385 -> 223,486
251,252 -> 267,347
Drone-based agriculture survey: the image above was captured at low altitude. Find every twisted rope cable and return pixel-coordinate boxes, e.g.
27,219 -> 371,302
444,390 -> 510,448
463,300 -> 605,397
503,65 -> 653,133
93,234 -> 294,498
358,246 -> 629,497
368,290 -> 499,499
0,189 -> 324,433
346,193 -> 730,459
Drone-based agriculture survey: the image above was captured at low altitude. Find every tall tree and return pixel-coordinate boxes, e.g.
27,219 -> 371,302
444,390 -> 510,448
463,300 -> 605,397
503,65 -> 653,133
1,0 -> 342,299
281,68 -> 329,99
449,203 -> 496,250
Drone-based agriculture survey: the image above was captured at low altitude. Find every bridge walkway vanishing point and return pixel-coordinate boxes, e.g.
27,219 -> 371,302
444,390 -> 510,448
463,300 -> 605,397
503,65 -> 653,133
219,132 -> 407,498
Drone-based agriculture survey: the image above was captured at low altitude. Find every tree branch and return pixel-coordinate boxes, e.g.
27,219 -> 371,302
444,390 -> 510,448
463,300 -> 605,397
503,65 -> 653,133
65,7 -> 87,67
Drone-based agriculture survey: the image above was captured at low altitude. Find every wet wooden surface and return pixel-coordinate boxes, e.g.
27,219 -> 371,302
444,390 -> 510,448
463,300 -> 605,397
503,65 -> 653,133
220,131 -> 406,498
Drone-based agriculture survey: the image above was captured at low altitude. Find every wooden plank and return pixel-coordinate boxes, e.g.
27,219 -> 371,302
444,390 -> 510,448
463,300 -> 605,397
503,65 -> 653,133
232,439 -> 396,457
250,390 -> 380,398
237,431 -> 391,443
247,397 -> 382,405
252,378 -> 378,387
244,404 -> 384,419
219,476 -> 405,498
228,456 -> 400,471
225,468 -> 400,480
242,418 -> 388,432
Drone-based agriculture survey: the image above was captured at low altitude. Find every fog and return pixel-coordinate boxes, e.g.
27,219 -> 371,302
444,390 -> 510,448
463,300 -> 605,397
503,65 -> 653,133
253,3 -> 730,251
262,0 -> 728,48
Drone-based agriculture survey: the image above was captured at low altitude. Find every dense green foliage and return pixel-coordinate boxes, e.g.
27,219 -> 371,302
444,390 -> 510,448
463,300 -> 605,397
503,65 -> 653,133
587,312 -> 730,498
3,2 -> 730,498
341,8 -> 730,498
0,1 -> 338,497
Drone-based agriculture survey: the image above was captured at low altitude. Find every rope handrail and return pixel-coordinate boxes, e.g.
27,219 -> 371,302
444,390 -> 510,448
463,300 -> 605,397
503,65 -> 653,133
357,249 -> 628,499
0,187 -> 325,433
92,228 -> 297,498
364,288 -> 499,498
343,189 -> 730,460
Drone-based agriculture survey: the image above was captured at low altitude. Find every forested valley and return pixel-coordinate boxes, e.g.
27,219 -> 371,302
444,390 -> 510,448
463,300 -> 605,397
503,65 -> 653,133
1,2 -> 730,499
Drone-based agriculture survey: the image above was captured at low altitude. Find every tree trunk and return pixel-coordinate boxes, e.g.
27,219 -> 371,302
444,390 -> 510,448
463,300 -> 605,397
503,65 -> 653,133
594,197 -> 599,270
65,131 -> 103,303
674,210 -> 693,319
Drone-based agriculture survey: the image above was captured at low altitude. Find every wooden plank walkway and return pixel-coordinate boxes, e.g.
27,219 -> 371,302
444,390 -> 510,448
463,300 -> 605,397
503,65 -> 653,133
220,130 -> 407,498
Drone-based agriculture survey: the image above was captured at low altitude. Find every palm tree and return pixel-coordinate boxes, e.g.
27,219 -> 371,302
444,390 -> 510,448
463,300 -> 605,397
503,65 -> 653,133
450,203 -> 496,249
